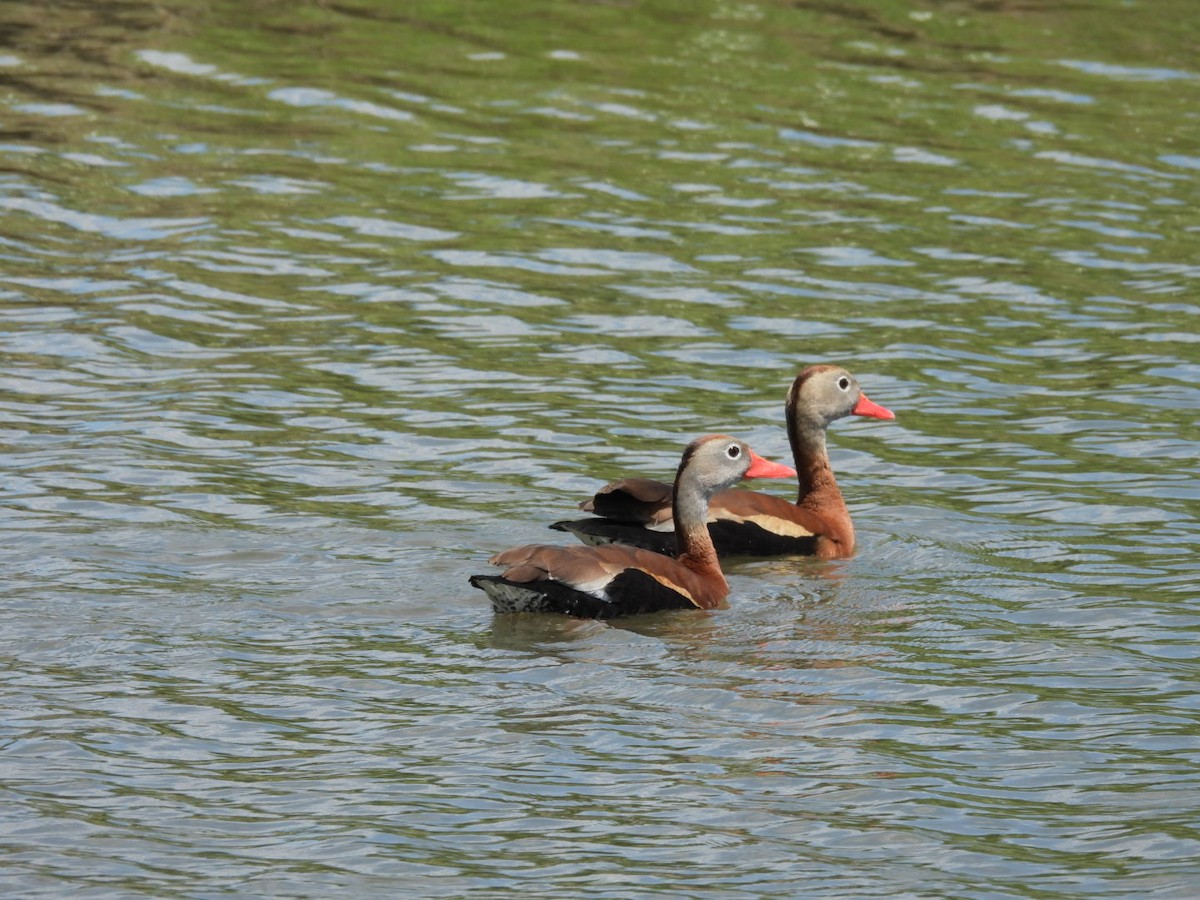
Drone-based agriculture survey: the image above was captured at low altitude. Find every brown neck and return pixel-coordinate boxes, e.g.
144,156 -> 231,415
794,451 -> 845,506
674,520 -> 726,585
789,405 -> 830,499
672,471 -> 729,589
789,414 -> 855,555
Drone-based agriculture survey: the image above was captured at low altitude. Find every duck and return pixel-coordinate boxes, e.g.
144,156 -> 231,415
551,365 -> 894,560
470,435 -> 796,617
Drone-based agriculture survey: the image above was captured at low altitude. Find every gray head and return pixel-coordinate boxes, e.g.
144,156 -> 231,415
786,365 -> 894,454
673,434 -> 796,507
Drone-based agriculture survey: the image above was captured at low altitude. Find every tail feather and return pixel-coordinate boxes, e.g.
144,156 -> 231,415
469,575 -> 557,614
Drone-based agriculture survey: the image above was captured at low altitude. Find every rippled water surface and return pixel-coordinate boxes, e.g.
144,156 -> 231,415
2,1 -> 1198,896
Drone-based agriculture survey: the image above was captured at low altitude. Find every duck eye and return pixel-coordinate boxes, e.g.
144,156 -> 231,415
837,377 -> 850,391
726,444 -> 741,459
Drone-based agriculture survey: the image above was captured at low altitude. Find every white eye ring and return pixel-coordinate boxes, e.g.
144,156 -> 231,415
837,376 -> 850,391
726,444 -> 741,459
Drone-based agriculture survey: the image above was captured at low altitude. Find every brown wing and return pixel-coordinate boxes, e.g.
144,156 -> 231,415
489,542 -> 727,609
576,481 -> 852,558
584,480 -> 818,538
581,478 -> 674,527
706,489 -> 817,538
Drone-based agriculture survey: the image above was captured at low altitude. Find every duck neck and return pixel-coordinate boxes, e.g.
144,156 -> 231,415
788,409 -> 830,499
672,476 -> 726,585
795,448 -> 846,510
789,411 -> 854,548
791,429 -> 835,497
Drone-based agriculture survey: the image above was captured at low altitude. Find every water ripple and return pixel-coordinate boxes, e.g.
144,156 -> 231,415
0,1 -> 1197,897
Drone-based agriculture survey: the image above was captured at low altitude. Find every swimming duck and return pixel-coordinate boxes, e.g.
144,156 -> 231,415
551,365 -> 893,559
470,434 -> 796,617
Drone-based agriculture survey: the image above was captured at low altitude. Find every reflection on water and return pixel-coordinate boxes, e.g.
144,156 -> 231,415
1,0 -> 1198,896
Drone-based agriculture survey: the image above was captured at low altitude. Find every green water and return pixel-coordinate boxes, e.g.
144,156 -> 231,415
1,1 -> 1198,897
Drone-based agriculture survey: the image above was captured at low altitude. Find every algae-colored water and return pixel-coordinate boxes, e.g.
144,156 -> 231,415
1,1 -> 1198,896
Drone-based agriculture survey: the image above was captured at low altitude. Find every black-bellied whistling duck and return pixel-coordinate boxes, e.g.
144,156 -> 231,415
470,435 -> 796,617
552,365 -> 894,560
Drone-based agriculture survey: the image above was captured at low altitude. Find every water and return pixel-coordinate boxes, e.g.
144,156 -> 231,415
1,0 -> 1198,896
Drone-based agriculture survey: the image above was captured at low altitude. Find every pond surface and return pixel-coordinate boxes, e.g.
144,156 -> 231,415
1,1 -> 1198,896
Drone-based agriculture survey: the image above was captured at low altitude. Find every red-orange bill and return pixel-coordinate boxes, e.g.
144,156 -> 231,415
745,451 -> 798,479
852,393 -> 895,420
